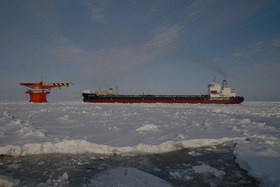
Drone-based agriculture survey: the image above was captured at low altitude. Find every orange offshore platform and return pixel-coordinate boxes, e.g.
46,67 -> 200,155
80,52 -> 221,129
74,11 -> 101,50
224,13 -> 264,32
20,82 -> 71,103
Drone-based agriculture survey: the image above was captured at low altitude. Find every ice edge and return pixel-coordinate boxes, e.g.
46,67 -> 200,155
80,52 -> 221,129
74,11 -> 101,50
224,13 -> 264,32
0,137 -> 246,156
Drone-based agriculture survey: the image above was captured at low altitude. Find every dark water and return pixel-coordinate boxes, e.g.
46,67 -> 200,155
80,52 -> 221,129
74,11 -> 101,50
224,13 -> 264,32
0,145 -> 259,186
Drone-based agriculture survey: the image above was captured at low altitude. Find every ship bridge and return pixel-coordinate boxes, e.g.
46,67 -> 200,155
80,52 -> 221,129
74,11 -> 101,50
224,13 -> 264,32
208,80 -> 236,98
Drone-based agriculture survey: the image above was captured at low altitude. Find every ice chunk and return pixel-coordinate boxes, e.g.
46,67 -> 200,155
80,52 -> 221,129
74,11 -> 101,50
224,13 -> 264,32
3,111 -> 12,118
193,163 -> 225,177
89,167 -> 171,186
136,124 -> 159,133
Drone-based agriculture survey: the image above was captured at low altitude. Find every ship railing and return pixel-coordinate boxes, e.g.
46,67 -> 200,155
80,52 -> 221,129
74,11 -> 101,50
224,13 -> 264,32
26,88 -> 51,93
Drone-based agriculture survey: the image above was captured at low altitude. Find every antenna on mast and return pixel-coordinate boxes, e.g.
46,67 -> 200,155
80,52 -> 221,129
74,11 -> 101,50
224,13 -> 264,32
213,76 -> 216,82
116,85 -> 119,95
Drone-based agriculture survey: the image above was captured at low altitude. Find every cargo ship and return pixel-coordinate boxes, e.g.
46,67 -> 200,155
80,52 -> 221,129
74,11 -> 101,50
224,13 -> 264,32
82,79 -> 244,104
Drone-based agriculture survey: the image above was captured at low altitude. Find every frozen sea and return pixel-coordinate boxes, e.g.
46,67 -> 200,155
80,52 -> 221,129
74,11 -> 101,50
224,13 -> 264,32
0,101 -> 279,186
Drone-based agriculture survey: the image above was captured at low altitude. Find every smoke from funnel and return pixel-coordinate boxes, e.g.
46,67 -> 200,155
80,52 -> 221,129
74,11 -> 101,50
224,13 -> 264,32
199,61 -> 227,80
190,52 -> 227,79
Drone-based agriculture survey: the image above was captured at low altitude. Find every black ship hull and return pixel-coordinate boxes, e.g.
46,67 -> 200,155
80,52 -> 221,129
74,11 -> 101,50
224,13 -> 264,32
82,93 -> 244,104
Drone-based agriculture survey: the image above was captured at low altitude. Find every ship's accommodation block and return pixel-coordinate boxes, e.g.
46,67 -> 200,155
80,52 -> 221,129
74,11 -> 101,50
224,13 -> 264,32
208,80 -> 236,98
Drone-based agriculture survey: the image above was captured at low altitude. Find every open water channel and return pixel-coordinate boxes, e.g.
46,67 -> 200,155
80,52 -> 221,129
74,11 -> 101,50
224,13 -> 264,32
0,145 -> 259,186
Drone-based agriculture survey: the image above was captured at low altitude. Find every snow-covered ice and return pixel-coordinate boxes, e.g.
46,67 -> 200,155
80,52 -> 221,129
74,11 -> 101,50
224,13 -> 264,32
0,101 -> 279,186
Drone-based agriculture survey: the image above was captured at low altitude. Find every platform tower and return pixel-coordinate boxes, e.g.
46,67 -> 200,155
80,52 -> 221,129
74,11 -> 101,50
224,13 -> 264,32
20,82 -> 71,103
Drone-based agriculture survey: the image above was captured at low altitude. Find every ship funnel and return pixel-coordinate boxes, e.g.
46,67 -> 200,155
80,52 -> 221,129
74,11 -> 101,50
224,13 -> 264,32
222,80 -> 228,89
220,80 -> 236,97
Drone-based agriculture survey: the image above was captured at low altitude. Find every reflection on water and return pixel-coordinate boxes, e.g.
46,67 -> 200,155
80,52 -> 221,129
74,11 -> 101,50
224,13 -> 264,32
0,145 -> 259,186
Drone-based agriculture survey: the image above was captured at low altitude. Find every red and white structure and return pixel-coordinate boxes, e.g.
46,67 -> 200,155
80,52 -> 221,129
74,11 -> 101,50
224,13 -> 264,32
20,82 -> 71,103
208,79 -> 236,98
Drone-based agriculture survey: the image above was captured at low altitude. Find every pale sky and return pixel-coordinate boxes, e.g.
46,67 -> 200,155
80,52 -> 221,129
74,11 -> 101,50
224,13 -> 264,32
0,0 -> 279,101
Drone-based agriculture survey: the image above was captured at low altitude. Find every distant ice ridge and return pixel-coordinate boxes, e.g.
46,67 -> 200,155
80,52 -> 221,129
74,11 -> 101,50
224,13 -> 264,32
0,137 -> 245,156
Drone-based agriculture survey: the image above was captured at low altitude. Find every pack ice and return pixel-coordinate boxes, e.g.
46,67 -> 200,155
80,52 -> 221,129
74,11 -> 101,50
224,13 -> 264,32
0,101 -> 279,186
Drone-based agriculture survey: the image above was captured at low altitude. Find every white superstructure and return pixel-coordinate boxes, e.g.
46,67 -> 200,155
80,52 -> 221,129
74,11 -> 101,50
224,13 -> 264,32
208,79 -> 236,98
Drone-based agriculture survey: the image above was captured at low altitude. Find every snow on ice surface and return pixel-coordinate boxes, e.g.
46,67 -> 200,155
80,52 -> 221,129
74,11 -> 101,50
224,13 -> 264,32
0,101 -> 279,186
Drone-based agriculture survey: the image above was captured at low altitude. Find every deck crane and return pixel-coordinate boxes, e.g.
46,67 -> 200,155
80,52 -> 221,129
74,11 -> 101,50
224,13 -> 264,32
20,82 -> 71,103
